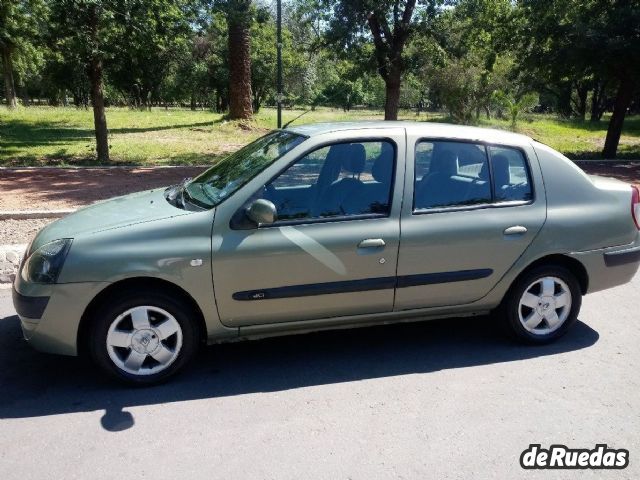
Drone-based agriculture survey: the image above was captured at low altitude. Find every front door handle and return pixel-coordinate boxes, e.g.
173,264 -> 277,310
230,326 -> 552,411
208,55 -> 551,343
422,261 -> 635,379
504,225 -> 528,235
358,238 -> 386,248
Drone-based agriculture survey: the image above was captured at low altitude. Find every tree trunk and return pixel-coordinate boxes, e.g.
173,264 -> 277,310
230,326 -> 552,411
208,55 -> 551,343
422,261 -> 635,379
1,47 -> 17,108
603,76 -> 634,159
557,83 -> 573,118
384,71 -> 401,121
576,84 -> 588,120
366,4 -> 415,122
227,2 -> 253,120
190,93 -> 196,111
590,80 -> 606,122
87,4 -> 109,162
89,56 -> 109,162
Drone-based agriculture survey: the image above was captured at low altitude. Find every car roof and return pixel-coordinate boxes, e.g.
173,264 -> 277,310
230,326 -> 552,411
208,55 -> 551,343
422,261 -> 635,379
286,121 -> 533,146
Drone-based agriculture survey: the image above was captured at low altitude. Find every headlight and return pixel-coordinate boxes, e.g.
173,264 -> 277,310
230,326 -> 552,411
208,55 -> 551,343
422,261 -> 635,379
21,239 -> 72,284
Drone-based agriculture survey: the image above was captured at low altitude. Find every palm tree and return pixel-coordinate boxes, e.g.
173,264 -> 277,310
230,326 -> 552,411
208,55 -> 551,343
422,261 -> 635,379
227,0 -> 253,120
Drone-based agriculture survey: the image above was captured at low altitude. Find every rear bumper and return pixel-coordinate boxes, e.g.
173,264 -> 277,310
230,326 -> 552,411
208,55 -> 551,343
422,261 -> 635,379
570,237 -> 640,294
603,245 -> 640,267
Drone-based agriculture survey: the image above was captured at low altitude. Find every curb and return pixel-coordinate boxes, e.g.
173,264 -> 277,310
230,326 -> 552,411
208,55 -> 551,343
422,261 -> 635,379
0,209 -> 76,220
0,244 -> 27,284
575,161 -> 640,166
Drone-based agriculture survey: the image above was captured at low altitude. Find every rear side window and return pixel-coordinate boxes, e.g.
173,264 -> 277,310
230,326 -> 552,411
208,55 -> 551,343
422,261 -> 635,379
488,146 -> 533,202
414,140 -> 492,210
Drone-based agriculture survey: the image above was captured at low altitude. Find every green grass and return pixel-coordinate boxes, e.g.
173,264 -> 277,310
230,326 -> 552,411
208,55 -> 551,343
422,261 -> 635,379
477,114 -> 640,160
0,105 -> 639,166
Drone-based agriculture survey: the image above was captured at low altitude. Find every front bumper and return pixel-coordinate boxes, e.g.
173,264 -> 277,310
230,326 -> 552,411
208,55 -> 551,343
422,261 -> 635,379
13,278 -> 108,356
12,287 -> 50,319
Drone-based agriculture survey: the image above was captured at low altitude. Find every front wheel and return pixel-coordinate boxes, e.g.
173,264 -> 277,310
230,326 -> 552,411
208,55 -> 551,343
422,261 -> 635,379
502,265 -> 582,344
88,291 -> 199,385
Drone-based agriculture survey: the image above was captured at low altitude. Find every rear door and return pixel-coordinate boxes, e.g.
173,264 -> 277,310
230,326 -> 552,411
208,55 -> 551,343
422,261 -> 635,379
211,128 -> 406,326
395,132 -> 547,310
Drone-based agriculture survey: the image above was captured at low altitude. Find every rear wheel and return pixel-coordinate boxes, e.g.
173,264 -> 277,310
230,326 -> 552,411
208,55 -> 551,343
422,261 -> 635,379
502,265 -> 582,344
88,291 -> 199,385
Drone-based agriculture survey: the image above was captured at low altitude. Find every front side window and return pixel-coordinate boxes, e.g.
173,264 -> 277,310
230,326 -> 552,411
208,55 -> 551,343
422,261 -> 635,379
185,131 -> 306,208
414,140 -> 492,210
256,140 -> 395,223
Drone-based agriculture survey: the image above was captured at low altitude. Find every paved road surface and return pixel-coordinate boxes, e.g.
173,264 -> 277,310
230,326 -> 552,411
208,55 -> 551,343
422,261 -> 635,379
0,274 -> 638,479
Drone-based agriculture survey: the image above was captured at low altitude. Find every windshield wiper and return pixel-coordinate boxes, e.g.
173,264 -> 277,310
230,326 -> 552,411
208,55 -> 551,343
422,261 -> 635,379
178,177 -> 193,207
166,177 -> 192,208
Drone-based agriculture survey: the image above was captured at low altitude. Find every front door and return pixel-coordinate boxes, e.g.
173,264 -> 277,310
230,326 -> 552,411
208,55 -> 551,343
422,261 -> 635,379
395,135 -> 547,310
211,129 -> 406,327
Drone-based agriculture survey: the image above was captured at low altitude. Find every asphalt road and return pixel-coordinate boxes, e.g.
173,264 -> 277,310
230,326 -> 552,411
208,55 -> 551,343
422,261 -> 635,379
0,274 -> 638,480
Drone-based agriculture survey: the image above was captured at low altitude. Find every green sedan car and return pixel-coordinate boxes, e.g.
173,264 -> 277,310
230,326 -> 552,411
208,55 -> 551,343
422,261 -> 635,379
12,122 -> 640,384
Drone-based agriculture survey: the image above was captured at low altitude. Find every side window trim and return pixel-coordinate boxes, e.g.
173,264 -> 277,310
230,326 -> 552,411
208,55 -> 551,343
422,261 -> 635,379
411,137 -> 535,215
485,144 -> 497,204
259,212 -> 389,229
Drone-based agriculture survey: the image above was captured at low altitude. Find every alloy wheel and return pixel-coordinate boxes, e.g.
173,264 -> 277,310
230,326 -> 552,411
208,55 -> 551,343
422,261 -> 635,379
106,306 -> 183,376
517,276 -> 572,335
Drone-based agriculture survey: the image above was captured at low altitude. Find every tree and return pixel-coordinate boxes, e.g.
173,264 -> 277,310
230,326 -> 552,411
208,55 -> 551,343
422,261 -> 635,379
250,10 -> 280,111
106,1 -> 202,109
593,1 -> 640,158
222,0 -> 253,119
326,0 -> 443,120
249,6 -> 310,111
0,0 -> 45,108
315,60 -> 366,111
49,0 -> 115,161
419,0 -> 518,123
519,0 -> 640,158
165,34 -> 217,110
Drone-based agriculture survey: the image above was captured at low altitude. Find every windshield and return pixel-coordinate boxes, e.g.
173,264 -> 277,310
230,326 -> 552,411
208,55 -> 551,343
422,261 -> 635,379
184,131 -> 306,208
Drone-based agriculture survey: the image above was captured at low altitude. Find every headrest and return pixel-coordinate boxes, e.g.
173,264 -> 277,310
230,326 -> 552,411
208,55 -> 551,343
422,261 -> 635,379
372,143 -> 394,184
342,144 -> 366,175
322,143 -> 352,184
429,150 -> 457,176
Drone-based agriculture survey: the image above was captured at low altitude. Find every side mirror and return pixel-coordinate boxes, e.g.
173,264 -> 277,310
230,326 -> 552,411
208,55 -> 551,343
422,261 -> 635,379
246,199 -> 277,226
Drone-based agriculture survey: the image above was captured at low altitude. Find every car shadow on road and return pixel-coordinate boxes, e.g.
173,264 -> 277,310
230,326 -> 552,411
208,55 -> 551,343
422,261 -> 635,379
0,313 -> 599,431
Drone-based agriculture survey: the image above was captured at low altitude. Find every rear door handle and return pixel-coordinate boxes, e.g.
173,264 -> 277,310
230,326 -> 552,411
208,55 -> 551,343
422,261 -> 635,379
358,238 -> 386,248
504,226 -> 528,235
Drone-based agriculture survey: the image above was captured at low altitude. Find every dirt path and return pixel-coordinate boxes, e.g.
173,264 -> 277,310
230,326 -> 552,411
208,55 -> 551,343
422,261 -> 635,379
2,163 -> 639,212
1,162 -> 639,245
0,167 -> 207,211
575,161 -> 640,186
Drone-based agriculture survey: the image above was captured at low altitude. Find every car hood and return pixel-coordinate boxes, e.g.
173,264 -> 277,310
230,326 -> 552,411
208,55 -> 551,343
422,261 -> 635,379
31,188 -> 192,251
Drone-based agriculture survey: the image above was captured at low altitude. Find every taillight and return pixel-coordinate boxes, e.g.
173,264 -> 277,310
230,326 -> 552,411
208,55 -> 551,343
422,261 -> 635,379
632,185 -> 640,230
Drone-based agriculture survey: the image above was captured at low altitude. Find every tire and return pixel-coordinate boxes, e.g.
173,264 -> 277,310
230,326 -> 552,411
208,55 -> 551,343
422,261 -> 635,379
500,265 -> 582,344
88,290 -> 200,385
